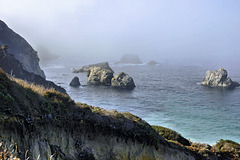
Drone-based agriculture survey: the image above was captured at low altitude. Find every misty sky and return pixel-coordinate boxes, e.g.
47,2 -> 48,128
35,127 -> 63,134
0,0 -> 240,63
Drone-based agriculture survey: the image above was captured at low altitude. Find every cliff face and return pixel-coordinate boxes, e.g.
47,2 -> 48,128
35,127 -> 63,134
0,69 -> 195,160
0,20 -> 45,78
0,53 -> 66,93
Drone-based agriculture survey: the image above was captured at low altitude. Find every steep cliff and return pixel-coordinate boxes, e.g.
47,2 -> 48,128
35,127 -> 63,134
0,69 -> 195,160
0,53 -> 66,93
0,20 -> 45,78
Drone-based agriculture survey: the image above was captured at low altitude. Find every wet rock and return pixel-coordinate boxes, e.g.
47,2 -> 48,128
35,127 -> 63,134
201,68 -> 239,89
111,72 -> 135,90
70,76 -> 81,87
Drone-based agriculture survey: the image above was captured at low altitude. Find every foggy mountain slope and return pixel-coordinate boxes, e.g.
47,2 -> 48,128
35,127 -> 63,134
0,20 -> 45,78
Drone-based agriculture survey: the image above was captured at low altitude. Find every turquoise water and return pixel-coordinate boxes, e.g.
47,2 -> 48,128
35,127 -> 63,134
42,57 -> 240,145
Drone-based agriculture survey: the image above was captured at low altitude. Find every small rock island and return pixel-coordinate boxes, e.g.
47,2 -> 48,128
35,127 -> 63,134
111,72 -> 136,90
69,76 -> 81,87
115,54 -> 142,64
73,62 -> 113,73
86,67 -> 114,86
74,62 -> 136,89
201,68 -> 239,89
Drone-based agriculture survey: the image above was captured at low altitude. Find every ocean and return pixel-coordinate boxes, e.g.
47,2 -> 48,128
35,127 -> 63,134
41,56 -> 240,145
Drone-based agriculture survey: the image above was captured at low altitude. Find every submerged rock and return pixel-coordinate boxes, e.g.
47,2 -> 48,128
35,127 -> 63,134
86,67 -> 113,86
111,72 -> 135,90
70,76 -> 81,87
201,68 -> 239,89
115,54 -> 142,64
73,62 -> 114,73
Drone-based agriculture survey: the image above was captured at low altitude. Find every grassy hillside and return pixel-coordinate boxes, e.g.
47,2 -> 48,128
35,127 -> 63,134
0,68 -> 171,159
1,68 -> 239,160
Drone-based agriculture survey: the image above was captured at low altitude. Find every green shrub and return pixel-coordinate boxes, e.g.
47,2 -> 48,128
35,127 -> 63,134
215,139 -> 240,152
152,125 -> 190,146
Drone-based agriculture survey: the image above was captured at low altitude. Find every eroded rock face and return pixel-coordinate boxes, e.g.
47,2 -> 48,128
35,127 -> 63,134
111,72 -> 135,90
73,62 -> 114,73
86,67 -> 113,86
70,76 -> 81,87
201,68 -> 239,89
0,20 -> 45,78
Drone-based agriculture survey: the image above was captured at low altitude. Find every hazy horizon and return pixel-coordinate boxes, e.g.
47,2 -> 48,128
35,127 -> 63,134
1,0 -> 240,66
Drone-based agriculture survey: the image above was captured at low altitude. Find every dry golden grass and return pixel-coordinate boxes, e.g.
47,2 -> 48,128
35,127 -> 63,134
0,142 -> 20,160
11,77 -> 55,96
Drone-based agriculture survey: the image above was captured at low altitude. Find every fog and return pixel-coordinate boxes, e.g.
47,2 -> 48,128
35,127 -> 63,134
1,0 -> 240,65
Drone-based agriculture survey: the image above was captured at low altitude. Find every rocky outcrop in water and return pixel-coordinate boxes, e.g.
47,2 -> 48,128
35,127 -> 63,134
111,72 -> 136,89
86,67 -> 114,86
201,68 -> 239,89
115,54 -> 142,64
73,62 -> 114,73
0,20 -> 45,78
0,53 -> 66,94
70,76 -> 81,87
147,60 -> 158,65
0,70 -> 196,160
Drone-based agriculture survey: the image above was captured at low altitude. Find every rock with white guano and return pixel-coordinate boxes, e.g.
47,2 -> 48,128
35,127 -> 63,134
201,67 -> 239,89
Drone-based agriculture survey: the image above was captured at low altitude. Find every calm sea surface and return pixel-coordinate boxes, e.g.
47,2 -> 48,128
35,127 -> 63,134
42,57 -> 240,145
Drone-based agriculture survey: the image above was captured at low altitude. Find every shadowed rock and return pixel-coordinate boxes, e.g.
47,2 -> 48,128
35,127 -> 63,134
201,68 -> 239,89
0,44 -> 8,54
73,62 -> 114,73
0,53 -> 66,94
0,20 -> 45,78
86,67 -> 113,86
70,76 -> 81,87
111,72 -> 135,90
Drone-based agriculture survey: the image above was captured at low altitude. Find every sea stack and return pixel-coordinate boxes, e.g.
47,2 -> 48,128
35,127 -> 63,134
70,76 -> 81,87
86,67 -> 114,86
73,62 -> 114,73
111,72 -> 136,90
201,67 -> 239,89
115,54 -> 142,64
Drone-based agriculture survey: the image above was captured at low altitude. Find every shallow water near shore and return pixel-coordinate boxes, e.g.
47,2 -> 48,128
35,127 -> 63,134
42,57 -> 240,145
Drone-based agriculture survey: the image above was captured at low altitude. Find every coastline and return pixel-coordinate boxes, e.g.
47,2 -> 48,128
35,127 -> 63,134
41,56 -> 240,145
